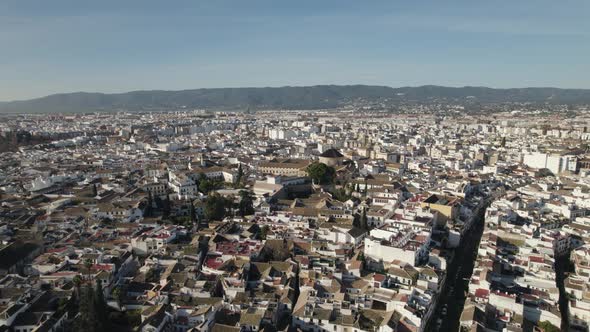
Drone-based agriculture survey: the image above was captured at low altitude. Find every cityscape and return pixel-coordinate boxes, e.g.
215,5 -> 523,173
1,105 -> 590,332
1,1 -> 590,332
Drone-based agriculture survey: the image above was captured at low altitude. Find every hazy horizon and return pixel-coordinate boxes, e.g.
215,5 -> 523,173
4,83 -> 590,104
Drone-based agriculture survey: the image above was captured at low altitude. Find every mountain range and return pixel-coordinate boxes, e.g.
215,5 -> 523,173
1,85 -> 590,113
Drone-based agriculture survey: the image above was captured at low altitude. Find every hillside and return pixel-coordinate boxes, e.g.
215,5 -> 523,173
1,85 -> 590,113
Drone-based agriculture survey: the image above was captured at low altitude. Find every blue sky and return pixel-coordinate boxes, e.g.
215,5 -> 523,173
1,0 -> 589,101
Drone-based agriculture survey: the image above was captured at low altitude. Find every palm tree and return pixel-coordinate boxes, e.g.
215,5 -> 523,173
83,258 -> 93,281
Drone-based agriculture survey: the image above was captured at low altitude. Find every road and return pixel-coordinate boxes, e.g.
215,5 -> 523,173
422,189 -> 499,332
555,253 -> 571,331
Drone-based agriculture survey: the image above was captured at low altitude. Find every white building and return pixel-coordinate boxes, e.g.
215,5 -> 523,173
522,152 -> 577,174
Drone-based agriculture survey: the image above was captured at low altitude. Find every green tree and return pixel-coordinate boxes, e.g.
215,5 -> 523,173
74,285 -> 94,332
145,268 -> 154,282
94,280 -> 109,330
353,213 -> 361,229
260,225 -> 269,240
73,275 -> 82,303
84,259 -> 93,280
205,194 -> 230,221
235,164 -> 244,188
74,281 -> 110,332
306,162 -> 335,185
75,283 -> 109,332
145,191 -> 153,217
163,195 -> 171,217
73,275 -> 82,290
360,208 -> 368,230
539,320 -> 561,332
126,310 -> 142,327
238,190 -> 255,217
112,286 -> 124,309
538,321 -> 559,332
57,297 -> 69,315
198,174 -> 223,194
332,187 -> 350,202
198,175 -> 211,193
189,201 -> 197,227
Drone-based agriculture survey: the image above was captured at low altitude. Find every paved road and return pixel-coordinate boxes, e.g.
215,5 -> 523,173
422,188 -> 502,332
424,185 -> 525,332
555,254 -> 571,331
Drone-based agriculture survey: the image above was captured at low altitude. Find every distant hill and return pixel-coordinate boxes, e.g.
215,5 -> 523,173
1,85 -> 590,113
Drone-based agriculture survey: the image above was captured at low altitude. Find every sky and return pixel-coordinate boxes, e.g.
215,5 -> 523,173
1,0 -> 589,101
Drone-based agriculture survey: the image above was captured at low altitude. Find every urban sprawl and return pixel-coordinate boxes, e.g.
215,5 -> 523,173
0,106 -> 590,332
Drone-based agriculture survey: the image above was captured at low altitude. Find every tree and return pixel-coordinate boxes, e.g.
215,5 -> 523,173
74,285 -> 95,332
145,191 -> 153,217
48,255 -> 61,264
235,164 -> 244,188
57,297 -> 69,315
163,195 -> 172,218
126,310 -> 142,327
189,201 -> 197,227
360,208 -> 368,230
353,213 -> 361,229
154,195 -> 163,209
259,240 -> 291,262
73,275 -> 82,303
332,187 -> 350,202
199,174 -> 223,194
73,275 -> 82,291
94,280 -> 109,330
306,162 -> 335,185
145,268 -> 156,282
74,282 -> 110,332
260,225 -> 269,240
238,190 -> 255,217
538,321 -> 559,332
193,201 -> 203,231
84,259 -> 93,280
74,281 -> 110,332
112,286 -> 124,309
205,194 -> 230,221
